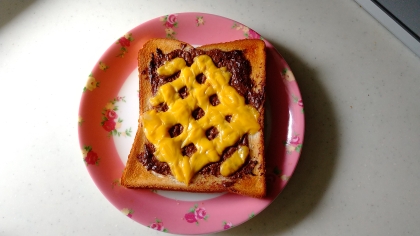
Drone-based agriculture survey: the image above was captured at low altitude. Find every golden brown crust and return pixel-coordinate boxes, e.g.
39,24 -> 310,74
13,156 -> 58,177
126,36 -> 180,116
121,38 -> 266,198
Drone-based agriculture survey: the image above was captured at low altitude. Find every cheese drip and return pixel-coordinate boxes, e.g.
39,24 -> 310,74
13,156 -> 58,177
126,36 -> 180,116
143,55 -> 260,184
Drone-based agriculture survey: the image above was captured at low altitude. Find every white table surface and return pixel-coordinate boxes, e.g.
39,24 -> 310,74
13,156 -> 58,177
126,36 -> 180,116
1,0 -> 420,235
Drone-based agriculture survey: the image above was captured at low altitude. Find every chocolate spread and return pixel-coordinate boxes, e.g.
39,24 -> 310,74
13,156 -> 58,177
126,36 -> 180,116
195,73 -> 206,84
141,47 -> 263,179
192,107 -> 205,120
154,102 -> 168,112
209,94 -> 220,106
199,134 -> 255,179
168,124 -> 183,138
148,48 -> 264,109
137,143 -> 171,175
178,86 -> 189,99
205,126 -> 219,140
182,143 -> 197,157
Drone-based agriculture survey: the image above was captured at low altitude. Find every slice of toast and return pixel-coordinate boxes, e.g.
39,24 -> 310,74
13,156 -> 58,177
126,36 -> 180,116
121,38 -> 266,198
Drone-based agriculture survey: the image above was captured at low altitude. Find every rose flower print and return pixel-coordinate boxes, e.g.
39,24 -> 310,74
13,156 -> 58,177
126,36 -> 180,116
82,146 -> 99,166
161,14 -> 178,39
292,94 -> 304,113
116,33 -> 134,57
232,22 -> 262,39
121,208 -> 134,218
184,204 -> 208,225
223,221 -> 233,230
101,96 -> 132,137
285,134 -> 303,153
149,219 -> 168,232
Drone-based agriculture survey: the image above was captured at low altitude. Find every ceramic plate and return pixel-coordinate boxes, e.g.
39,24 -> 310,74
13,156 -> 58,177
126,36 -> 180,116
78,12 -> 304,235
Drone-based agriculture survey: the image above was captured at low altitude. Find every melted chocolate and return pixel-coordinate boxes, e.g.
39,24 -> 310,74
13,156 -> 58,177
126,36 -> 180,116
169,124 -> 183,138
154,103 -> 168,112
222,159 -> 257,187
142,46 -> 263,178
148,47 -> 264,109
205,126 -> 219,140
209,94 -> 220,106
192,107 -> 205,120
140,134 -> 256,179
137,143 -> 171,175
196,73 -> 207,84
182,143 -> 197,157
178,86 -> 189,99
198,134 -> 253,179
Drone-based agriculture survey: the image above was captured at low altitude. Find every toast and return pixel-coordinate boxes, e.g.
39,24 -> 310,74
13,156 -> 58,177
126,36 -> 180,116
121,38 -> 266,198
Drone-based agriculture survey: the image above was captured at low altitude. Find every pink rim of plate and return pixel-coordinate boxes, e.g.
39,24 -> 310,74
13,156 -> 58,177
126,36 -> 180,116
78,12 -> 304,235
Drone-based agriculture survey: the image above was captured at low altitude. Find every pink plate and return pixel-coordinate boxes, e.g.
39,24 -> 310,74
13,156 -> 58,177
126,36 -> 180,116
78,12 -> 304,235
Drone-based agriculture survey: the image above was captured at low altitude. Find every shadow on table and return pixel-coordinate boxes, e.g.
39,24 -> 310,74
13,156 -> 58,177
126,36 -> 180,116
215,39 -> 339,235
0,0 -> 36,29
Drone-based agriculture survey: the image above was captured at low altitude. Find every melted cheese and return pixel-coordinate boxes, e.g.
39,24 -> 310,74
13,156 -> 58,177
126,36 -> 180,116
220,146 -> 250,177
143,55 -> 260,184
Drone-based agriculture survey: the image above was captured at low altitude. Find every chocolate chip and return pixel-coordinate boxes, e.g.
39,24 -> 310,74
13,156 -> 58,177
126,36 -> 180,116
181,143 -> 197,157
192,107 -> 205,120
205,126 -> 219,140
178,86 -> 188,99
154,103 -> 168,112
169,124 -> 183,138
196,73 -> 206,84
209,94 -> 220,106
225,115 -> 232,123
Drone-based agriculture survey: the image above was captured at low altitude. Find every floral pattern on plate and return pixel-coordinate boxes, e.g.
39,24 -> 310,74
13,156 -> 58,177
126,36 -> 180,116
232,22 -> 262,39
111,178 -> 121,189
184,204 -> 208,225
98,61 -> 109,71
285,134 -> 303,153
121,208 -> 134,218
196,16 -> 204,26
78,12 -> 304,235
282,68 -> 295,81
161,14 -> 178,39
223,221 -> 233,230
292,94 -> 304,113
101,96 -> 132,137
82,146 -> 100,166
83,74 -> 99,92
78,116 -> 84,126
116,33 -> 134,58
149,219 -> 168,232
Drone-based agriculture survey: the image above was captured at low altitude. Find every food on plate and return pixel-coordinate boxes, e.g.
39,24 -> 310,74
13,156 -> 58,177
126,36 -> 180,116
121,38 -> 266,198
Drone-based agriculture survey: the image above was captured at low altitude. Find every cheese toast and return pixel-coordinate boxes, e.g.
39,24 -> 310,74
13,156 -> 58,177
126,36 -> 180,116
121,38 -> 266,198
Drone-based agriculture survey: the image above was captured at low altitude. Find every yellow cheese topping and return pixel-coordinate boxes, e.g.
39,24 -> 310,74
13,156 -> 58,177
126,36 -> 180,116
143,55 -> 260,184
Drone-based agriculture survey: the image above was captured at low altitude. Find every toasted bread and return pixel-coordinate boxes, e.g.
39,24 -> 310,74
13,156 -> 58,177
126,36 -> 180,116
121,38 -> 266,198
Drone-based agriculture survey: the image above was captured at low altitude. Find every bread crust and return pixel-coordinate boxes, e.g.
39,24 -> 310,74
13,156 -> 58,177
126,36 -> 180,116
121,38 -> 266,198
